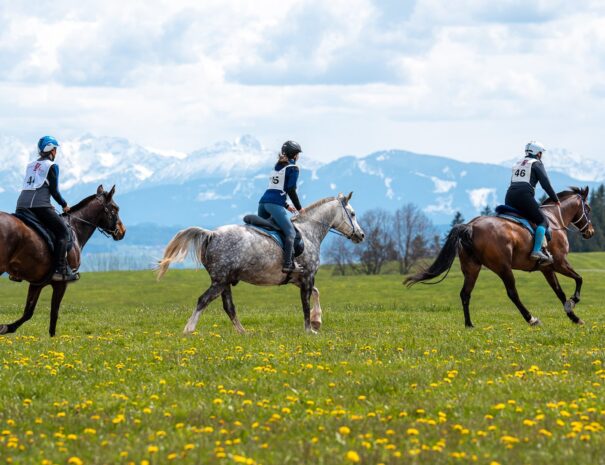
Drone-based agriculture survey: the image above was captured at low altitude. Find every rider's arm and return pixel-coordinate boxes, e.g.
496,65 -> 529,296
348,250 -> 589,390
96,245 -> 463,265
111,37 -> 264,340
534,161 -> 559,203
284,166 -> 303,211
47,165 -> 68,209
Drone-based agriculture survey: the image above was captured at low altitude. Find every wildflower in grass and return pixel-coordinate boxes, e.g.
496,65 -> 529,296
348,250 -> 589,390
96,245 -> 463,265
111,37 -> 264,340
339,426 -> 351,435
67,458 -> 83,465
345,451 -> 360,463
148,445 -> 159,453
184,444 -> 195,450
167,453 -> 177,460
407,428 -> 419,436
523,420 -> 536,426
539,429 -> 552,437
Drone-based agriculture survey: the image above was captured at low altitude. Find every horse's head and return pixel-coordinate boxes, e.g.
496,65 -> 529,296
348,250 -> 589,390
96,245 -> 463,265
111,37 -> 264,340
96,185 -> 126,241
335,192 -> 365,243
571,186 -> 594,239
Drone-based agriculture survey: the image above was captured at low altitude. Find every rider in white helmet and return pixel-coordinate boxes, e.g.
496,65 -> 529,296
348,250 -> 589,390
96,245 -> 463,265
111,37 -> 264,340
505,141 -> 561,263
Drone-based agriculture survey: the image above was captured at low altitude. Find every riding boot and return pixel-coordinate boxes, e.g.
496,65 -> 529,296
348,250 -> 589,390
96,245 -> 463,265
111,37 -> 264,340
530,225 -> 553,264
52,237 -> 79,282
282,237 -> 303,273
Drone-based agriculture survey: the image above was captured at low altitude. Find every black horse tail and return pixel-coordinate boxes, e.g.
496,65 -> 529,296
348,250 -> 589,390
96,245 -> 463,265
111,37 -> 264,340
404,223 -> 473,287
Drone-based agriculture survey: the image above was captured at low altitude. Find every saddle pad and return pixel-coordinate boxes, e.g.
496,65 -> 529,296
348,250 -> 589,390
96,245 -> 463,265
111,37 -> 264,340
245,224 -> 285,248
12,209 -> 74,253
495,214 -> 552,241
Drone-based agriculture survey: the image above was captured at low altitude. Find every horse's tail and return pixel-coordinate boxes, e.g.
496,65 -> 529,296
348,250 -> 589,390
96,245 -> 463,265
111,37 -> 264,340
156,227 -> 213,280
404,223 -> 473,287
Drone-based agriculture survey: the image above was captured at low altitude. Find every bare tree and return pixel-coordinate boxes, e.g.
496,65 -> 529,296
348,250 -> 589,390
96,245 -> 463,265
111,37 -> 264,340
355,209 -> 397,275
325,236 -> 355,276
393,204 -> 433,274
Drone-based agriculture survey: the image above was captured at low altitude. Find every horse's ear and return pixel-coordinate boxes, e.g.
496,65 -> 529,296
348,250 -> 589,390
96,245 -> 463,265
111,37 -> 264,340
97,185 -> 104,195
346,192 -> 353,203
107,185 -> 116,202
584,185 -> 590,199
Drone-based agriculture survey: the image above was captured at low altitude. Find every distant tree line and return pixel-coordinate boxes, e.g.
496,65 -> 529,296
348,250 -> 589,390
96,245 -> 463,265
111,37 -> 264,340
326,204 -> 440,275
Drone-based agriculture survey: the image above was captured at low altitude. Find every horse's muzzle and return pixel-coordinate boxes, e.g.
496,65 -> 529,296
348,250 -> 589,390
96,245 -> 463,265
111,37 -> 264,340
113,222 -> 127,241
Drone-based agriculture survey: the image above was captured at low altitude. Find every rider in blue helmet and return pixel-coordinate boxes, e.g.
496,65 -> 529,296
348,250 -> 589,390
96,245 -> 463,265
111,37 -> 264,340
258,141 -> 306,273
505,141 -> 560,264
16,136 -> 78,281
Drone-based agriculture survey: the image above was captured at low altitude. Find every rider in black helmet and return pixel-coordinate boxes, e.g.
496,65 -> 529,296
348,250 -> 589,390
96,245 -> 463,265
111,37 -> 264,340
258,140 -> 305,273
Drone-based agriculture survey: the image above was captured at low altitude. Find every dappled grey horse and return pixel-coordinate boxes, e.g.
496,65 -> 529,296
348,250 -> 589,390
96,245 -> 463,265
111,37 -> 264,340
157,193 -> 365,334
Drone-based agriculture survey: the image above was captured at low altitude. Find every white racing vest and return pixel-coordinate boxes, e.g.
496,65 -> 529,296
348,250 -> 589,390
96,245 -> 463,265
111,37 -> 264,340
267,165 -> 296,194
510,158 -> 537,184
22,159 -> 55,191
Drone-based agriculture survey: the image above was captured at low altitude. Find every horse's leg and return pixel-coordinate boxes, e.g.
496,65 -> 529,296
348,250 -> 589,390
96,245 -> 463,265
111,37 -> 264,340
49,282 -> 68,337
459,253 -> 481,328
0,284 -> 44,335
552,258 -> 584,323
541,269 -> 582,324
300,275 -> 315,334
184,281 -> 225,334
221,285 -> 245,334
498,268 -> 540,326
310,287 -> 322,331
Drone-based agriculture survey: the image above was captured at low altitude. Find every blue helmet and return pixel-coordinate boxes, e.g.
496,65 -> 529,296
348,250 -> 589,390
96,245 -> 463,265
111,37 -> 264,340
37,135 -> 60,154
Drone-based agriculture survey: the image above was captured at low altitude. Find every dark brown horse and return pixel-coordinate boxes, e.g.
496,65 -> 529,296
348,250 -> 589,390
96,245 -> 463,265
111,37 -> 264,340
405,187 -> 594,326
0,185 -> 126,336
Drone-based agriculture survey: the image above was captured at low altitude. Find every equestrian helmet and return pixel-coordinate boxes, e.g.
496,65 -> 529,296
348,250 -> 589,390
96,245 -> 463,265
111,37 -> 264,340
525,141 -> 546,156
281,140 -> 302,158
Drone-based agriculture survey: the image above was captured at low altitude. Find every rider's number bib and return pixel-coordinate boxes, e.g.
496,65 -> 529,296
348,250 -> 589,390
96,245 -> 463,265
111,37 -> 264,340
22,159 -> 54,191
267,165 -> 295,193
511,158 -> 536,184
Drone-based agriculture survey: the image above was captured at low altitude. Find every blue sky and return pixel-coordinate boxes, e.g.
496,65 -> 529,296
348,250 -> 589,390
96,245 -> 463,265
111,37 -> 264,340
1,0 -> 604,163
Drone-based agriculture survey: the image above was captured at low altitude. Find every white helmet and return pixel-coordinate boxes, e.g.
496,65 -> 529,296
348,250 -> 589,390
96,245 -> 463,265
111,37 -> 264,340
525,141 -> 546,156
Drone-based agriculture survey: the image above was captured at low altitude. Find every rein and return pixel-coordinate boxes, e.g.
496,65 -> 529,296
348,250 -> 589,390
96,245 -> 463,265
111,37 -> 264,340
297,199 -> 357,239
540,195 -> 591,233
64,197 -> 119,238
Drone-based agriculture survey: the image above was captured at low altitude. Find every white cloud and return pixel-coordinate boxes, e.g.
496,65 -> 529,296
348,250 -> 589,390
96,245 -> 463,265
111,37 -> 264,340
467,187 -> 497,211
1,1 -> 605,164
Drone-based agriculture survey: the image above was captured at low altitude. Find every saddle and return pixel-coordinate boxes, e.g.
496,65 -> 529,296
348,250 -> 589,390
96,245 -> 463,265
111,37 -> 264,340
243,215 -> 304,257
494,205 -> 552,241
12,209 -> 74,254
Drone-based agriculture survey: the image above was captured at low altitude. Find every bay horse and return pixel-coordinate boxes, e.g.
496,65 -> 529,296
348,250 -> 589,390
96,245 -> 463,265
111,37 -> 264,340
405,187 -> 594,326
0,185 -> 126,336
157,193 -> 365,334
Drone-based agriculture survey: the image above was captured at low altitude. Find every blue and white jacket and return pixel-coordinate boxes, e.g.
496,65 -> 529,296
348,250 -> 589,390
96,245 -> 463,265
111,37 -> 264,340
259,160 -> 302,210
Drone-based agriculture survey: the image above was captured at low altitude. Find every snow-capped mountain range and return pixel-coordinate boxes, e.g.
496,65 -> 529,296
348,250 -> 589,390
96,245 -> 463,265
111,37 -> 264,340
0,134 -> 603,239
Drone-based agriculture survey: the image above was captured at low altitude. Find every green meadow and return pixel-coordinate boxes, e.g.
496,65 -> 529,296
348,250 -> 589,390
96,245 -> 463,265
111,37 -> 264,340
1,253 -> 604,464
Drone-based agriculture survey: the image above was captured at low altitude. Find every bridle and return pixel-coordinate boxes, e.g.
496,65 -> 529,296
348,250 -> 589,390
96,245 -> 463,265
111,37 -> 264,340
299,199 -> 358,239
541,194 -> 592,233
66,196 -> 120,238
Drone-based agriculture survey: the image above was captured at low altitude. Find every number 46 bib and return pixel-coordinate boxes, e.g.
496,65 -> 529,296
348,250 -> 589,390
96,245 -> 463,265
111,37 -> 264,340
511,158 -> 537,183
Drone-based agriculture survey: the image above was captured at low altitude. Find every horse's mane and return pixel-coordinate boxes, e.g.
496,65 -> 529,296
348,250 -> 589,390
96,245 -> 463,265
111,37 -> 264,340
541,187 -> 584,205
292,196 -> 336,222
68,194 -> 98,213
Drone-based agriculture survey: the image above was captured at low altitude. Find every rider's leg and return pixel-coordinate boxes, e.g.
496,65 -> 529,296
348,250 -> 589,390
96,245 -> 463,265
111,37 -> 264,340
263,203 -> 299,272
30,207 -> 77,281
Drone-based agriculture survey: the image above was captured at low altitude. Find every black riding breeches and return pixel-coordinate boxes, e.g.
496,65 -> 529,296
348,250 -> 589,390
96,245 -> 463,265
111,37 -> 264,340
505,188 -> 547,226
29,207 -> 70,266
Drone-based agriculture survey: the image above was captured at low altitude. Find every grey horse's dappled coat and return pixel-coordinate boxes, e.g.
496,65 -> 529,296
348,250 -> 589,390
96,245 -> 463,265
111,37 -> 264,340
157,193 -> 365,334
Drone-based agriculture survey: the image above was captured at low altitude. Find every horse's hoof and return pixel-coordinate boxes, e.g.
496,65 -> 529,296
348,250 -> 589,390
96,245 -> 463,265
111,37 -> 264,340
465,324 -> 474,329
310,321 -> 321,331
576,319 -> 585,325
564,299 -> 576,313
305,327 -> 318,335
0,325 -> 8,335
529,317 -> 541,326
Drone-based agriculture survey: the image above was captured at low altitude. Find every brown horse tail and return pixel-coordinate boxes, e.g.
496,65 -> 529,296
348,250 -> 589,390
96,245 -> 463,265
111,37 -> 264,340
404,223 -> 473,287
156,227 -> 213,280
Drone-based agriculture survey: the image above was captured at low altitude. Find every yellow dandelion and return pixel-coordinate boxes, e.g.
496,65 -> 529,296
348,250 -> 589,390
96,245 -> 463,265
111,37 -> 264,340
339,426 -> 351,435
67,458 -> 83,465
345,451 -> 361,463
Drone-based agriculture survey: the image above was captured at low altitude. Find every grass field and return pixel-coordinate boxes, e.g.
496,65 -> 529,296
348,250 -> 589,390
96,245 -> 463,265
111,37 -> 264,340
1,253 -> 604,464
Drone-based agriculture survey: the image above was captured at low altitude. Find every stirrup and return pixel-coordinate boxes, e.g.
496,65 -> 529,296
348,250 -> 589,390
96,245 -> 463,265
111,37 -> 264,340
282,262 -> 304,274
52,267 -> 80,282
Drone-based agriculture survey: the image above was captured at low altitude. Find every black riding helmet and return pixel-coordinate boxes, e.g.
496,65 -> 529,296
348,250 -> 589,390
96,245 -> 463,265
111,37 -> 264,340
281,140 -> 302,159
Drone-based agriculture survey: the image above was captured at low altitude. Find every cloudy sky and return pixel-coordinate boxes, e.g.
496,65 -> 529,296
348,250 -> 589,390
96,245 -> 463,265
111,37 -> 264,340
1,0 -> 604,164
